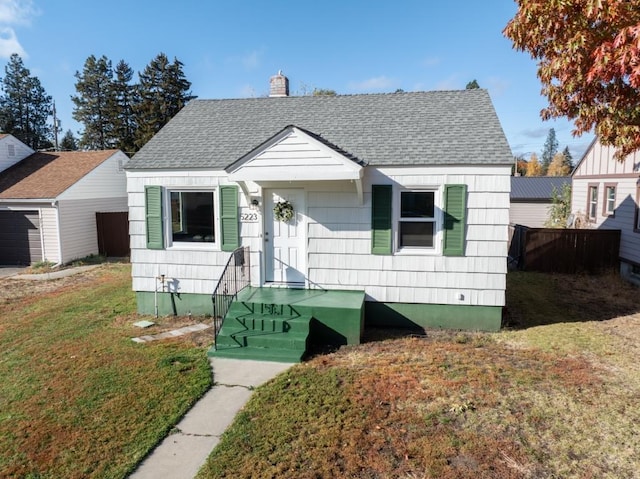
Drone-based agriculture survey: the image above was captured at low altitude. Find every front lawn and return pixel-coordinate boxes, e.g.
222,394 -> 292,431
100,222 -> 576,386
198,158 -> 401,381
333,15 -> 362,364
197,271 -> 640,479
0,264 -> 212,478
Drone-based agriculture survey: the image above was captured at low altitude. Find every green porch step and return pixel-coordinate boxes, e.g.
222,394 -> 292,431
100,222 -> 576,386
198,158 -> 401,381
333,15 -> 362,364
209,313 -> 311,363
208,286 -> 365,362
209,345 -> 306,363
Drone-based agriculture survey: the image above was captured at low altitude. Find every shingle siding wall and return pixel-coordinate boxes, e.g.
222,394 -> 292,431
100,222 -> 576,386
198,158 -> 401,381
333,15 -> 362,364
128,164 -> 510,308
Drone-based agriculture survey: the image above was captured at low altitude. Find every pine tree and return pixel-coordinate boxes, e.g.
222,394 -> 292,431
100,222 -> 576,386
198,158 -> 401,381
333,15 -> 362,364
134,53 -> 195,148
71,55 -> 116,149
60,129 -> 78,150
465,79 -> 480,89
541,128 -> 559,172
0,54 -> 52,149
562,145 -> 573,171
112,60 -> 138,153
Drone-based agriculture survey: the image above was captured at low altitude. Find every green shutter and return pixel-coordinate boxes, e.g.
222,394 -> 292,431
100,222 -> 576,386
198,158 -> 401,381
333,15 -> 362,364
220,185 -> 239,252
145,185 -> 164,250
443,184 -> 467,256
371,185 -> 393,255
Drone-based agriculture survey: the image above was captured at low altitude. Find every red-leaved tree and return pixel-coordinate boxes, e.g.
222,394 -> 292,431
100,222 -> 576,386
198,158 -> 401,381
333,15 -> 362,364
504,0 -> 640,160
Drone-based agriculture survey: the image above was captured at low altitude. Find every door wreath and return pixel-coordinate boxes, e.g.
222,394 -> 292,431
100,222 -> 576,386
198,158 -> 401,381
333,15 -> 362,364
273,200 -> 294,222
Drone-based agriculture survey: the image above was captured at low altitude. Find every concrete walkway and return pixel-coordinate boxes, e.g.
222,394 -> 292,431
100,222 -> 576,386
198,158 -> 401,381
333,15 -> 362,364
128,357 -> 293,479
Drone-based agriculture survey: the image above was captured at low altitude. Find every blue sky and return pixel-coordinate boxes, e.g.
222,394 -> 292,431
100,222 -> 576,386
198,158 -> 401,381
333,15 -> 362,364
0,0 -> 594,161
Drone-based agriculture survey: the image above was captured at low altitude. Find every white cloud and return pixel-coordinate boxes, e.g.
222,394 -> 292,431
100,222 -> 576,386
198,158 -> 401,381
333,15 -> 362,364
0,0 -> 36,24
486,76 -> 509,96
238,84 -> 257,98
0,26 -> 25,57
0,0 -> 38,59
348,76 -> 396,92
421,56 -> 440,68
434,74 -> 460,90
242,50 -> 261,70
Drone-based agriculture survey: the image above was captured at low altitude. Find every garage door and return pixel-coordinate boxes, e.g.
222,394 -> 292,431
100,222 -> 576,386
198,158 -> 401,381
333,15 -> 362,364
0,210 -> 42,265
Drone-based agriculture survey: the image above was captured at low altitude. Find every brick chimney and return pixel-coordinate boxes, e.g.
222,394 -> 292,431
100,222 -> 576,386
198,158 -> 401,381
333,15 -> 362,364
269,70 -> 289,97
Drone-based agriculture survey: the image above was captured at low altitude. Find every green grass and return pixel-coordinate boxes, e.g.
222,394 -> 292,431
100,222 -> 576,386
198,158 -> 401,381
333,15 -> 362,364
0,264 -> 212,479
197,271 -> 640,479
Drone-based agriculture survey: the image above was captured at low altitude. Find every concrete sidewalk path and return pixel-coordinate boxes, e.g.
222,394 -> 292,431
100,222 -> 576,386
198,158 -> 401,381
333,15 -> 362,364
128,357 -> 293,479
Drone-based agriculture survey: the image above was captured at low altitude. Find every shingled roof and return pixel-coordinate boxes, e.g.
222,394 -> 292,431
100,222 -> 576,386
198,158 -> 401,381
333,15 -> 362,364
0,150 -> 120,199
127,89 -> 513,170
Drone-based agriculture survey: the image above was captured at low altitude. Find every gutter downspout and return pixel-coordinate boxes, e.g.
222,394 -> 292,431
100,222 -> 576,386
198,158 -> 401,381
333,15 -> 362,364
52,200 -> 62,266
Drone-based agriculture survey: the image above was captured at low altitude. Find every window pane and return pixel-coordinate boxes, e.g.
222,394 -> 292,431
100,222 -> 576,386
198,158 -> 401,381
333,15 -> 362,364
171,191 -> 215,242
401,192 -> 434,218
589,187 -> 598,219
606,187 -> 615,213
400,221 -> 434,247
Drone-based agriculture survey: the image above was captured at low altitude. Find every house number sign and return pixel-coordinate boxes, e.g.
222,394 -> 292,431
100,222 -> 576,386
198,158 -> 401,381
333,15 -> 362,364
240,213 -> 259,222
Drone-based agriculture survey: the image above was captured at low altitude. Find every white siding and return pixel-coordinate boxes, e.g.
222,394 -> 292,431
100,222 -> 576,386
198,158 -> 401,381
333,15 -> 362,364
58,151 -> 128,201
572,139 -> 640,265
128,164 -> 510,308
127,170 -> 252,295
305,166 -> 509,307
0,136 -> 34,173
57,197 -> 128,263
40,207 -> 60,263
229,128 -> 361,181
510,202 -> 552,228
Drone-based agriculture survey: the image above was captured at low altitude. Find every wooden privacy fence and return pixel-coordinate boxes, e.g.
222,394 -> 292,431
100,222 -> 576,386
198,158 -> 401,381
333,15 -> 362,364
509,225 -> 620,274
96,212 -> 130,257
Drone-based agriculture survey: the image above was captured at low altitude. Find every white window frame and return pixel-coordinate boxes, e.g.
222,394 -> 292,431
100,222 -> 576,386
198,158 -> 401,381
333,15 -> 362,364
604,184 -> 616,216
165,188 -> 219,250
395,187 -> 442,254
588,184 -> 598,221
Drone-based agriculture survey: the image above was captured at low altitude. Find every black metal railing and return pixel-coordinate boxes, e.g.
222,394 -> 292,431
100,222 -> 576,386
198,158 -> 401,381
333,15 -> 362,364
212,246 -> 250,349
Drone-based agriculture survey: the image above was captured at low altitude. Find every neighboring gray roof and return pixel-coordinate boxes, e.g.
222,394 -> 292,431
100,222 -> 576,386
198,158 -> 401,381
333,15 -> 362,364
510,176 -> 570,201
128,89 -> 513,170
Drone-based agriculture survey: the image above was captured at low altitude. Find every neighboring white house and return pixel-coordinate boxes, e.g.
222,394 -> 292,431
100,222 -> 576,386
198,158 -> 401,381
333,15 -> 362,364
0,137 -> 129,265
510,176 -> 570,227
571,138 -> 640,283
126,73 -> 513,332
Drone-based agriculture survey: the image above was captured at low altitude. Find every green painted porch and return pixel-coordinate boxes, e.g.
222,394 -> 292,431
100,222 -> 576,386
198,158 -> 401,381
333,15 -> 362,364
207,287 -> 365,362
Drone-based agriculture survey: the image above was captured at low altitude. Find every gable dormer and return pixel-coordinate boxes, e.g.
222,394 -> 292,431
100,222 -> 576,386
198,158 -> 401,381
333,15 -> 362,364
0,134 -> 35,173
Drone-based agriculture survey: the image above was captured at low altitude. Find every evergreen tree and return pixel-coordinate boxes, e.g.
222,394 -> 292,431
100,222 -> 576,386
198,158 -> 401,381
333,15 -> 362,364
112,60 -> 138,153
0,54 -> 52,149
60,129 -> 78,150
465,79 -> 480,89
562,145 -> 573,171
134,53 -> 195,148
541,128 -> 559,172
71,55 -> 116,149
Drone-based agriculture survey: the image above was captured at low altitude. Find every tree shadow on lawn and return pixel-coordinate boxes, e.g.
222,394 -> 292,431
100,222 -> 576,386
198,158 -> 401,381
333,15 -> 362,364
504,270 -> 640,329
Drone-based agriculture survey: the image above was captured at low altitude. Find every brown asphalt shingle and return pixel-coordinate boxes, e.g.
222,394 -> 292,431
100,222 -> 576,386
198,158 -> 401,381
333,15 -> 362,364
0,150 -> 119,199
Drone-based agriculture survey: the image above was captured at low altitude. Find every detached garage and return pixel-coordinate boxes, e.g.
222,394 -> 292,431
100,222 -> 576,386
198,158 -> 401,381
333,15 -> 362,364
0,143 -> 129,266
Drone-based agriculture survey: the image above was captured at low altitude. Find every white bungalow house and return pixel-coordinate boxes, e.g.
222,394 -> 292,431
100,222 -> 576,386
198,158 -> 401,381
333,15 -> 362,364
0,136 -> 129,265
125,73 -> 513,359
571,138 -> 640,284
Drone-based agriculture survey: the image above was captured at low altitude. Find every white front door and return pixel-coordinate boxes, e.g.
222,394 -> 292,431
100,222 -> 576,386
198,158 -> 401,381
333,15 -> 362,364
264,189 -> 306,284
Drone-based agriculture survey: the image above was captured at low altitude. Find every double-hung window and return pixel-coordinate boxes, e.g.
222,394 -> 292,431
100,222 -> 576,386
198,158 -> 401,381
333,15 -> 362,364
588,185 -> 598,221
399,190 -> 436,248
604,184 -> 616,216
169,191 -> 215,243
